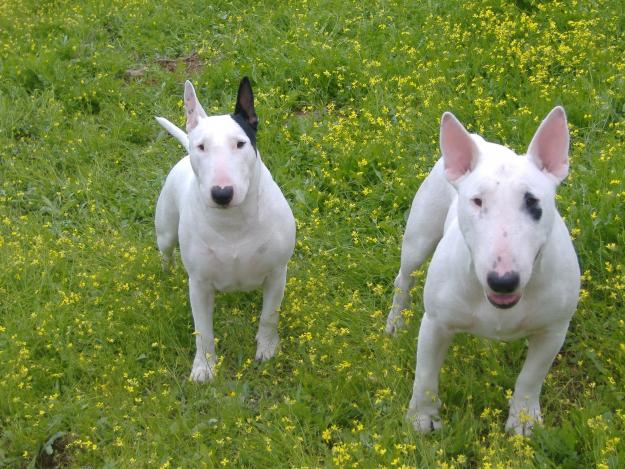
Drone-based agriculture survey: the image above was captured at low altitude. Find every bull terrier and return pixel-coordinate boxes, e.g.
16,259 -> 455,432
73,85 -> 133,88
386,107 -> 580,435
155,78 -> 296,381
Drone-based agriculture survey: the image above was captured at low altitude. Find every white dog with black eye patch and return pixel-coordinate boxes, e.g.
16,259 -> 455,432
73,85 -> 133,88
155,78 -> 295,381
386,107 -> 580,435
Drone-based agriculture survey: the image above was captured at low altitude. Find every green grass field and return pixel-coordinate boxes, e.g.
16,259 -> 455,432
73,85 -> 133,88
1,0 -> 624,466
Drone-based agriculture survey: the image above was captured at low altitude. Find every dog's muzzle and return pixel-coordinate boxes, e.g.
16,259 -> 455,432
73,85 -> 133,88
486,292 -> 521,309
486,271 -> 521,309
211,185 -> 234,206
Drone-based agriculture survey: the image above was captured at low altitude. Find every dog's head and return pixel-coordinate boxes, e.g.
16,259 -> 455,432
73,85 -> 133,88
184,77 -> 259,208
440,107 -> 570,309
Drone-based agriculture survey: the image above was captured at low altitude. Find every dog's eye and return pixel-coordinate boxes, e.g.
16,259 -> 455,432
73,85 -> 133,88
236,141 -> 246,149
525,193 -> 539,207
471,197 -> 483,208
197,144 -> 205,151
524,192 -> 542,221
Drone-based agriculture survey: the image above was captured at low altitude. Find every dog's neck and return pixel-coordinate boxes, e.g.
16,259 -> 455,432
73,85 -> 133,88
194,157 -> 263,234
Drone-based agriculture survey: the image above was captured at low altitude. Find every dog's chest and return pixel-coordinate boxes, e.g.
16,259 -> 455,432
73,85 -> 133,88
430,289 -> 565,341
180,230 -> 277,292
461,304 -> 535,340
214,243 -> 272,291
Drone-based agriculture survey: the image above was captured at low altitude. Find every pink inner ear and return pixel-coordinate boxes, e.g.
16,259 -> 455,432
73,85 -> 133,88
440,112 -> 478,182
184,81 -> 205,132
528,107 -> 569,182
185,99 -> 198,131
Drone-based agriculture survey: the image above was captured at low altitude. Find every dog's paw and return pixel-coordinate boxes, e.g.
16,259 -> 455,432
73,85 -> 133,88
505,399 -> 542,436
406,410 -> 442,433
385,312 -> 405,335
189,364 -> 214,382
161,255 -> 175,273
255,334 -> 279,361
189,357 -> 215,382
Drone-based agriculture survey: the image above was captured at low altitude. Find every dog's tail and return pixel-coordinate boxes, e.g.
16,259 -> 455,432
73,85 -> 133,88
155,117 -> 189,152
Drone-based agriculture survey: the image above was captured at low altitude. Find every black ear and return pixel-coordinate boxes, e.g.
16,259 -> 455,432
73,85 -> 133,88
234,77 -> 258,130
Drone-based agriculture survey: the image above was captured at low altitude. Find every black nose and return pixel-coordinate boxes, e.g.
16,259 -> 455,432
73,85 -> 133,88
211,185 -> 234,206
487,271 -> 520,293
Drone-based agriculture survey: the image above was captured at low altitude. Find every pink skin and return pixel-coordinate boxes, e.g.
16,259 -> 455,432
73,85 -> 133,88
487,292 -> 521,308
487,228 -> 521,307
212,156 -> 235,189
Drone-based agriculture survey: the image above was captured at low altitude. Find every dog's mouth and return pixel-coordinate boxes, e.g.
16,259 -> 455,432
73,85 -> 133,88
486,292 -> 521,309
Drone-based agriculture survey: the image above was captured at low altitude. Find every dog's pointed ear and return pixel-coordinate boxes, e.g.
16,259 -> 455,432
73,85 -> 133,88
234,77 -> 258,130
440,112 -> 480,185
184,81 -> 207,132
527,106 -> 569,184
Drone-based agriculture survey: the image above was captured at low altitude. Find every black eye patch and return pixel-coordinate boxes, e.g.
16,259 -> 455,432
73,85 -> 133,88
524,192 -> 542,221
230,114 -> 257,151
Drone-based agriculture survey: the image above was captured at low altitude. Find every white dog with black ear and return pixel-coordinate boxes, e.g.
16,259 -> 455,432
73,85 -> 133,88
386,107 -> 580,435
155,78 -> 296,381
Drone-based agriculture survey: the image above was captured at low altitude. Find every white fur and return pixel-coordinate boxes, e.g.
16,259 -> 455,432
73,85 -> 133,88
155,116 -> 189,152
386,107 -> 580,435
155,81 -> 296,381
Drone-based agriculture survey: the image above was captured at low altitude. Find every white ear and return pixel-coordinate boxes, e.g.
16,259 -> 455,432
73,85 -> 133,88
527,106 -> 569,184
184,81 -> 207,132
440,112 -> 480,185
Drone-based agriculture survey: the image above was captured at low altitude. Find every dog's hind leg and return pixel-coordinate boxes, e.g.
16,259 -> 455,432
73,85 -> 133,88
155,184 -> 179,272
386,160 -> 454,334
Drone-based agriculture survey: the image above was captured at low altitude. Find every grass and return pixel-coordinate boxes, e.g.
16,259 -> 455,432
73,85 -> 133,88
1,0 -> 624,466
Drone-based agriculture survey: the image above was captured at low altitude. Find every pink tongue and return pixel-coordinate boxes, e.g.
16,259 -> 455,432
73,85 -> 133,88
489,293 -> 520,305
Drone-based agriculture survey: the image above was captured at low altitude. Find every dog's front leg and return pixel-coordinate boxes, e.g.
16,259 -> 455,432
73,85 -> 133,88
407,315 -> 454,432
255,266 -> 287,361
188,277 -> 216,382
506,326 -> 569,436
